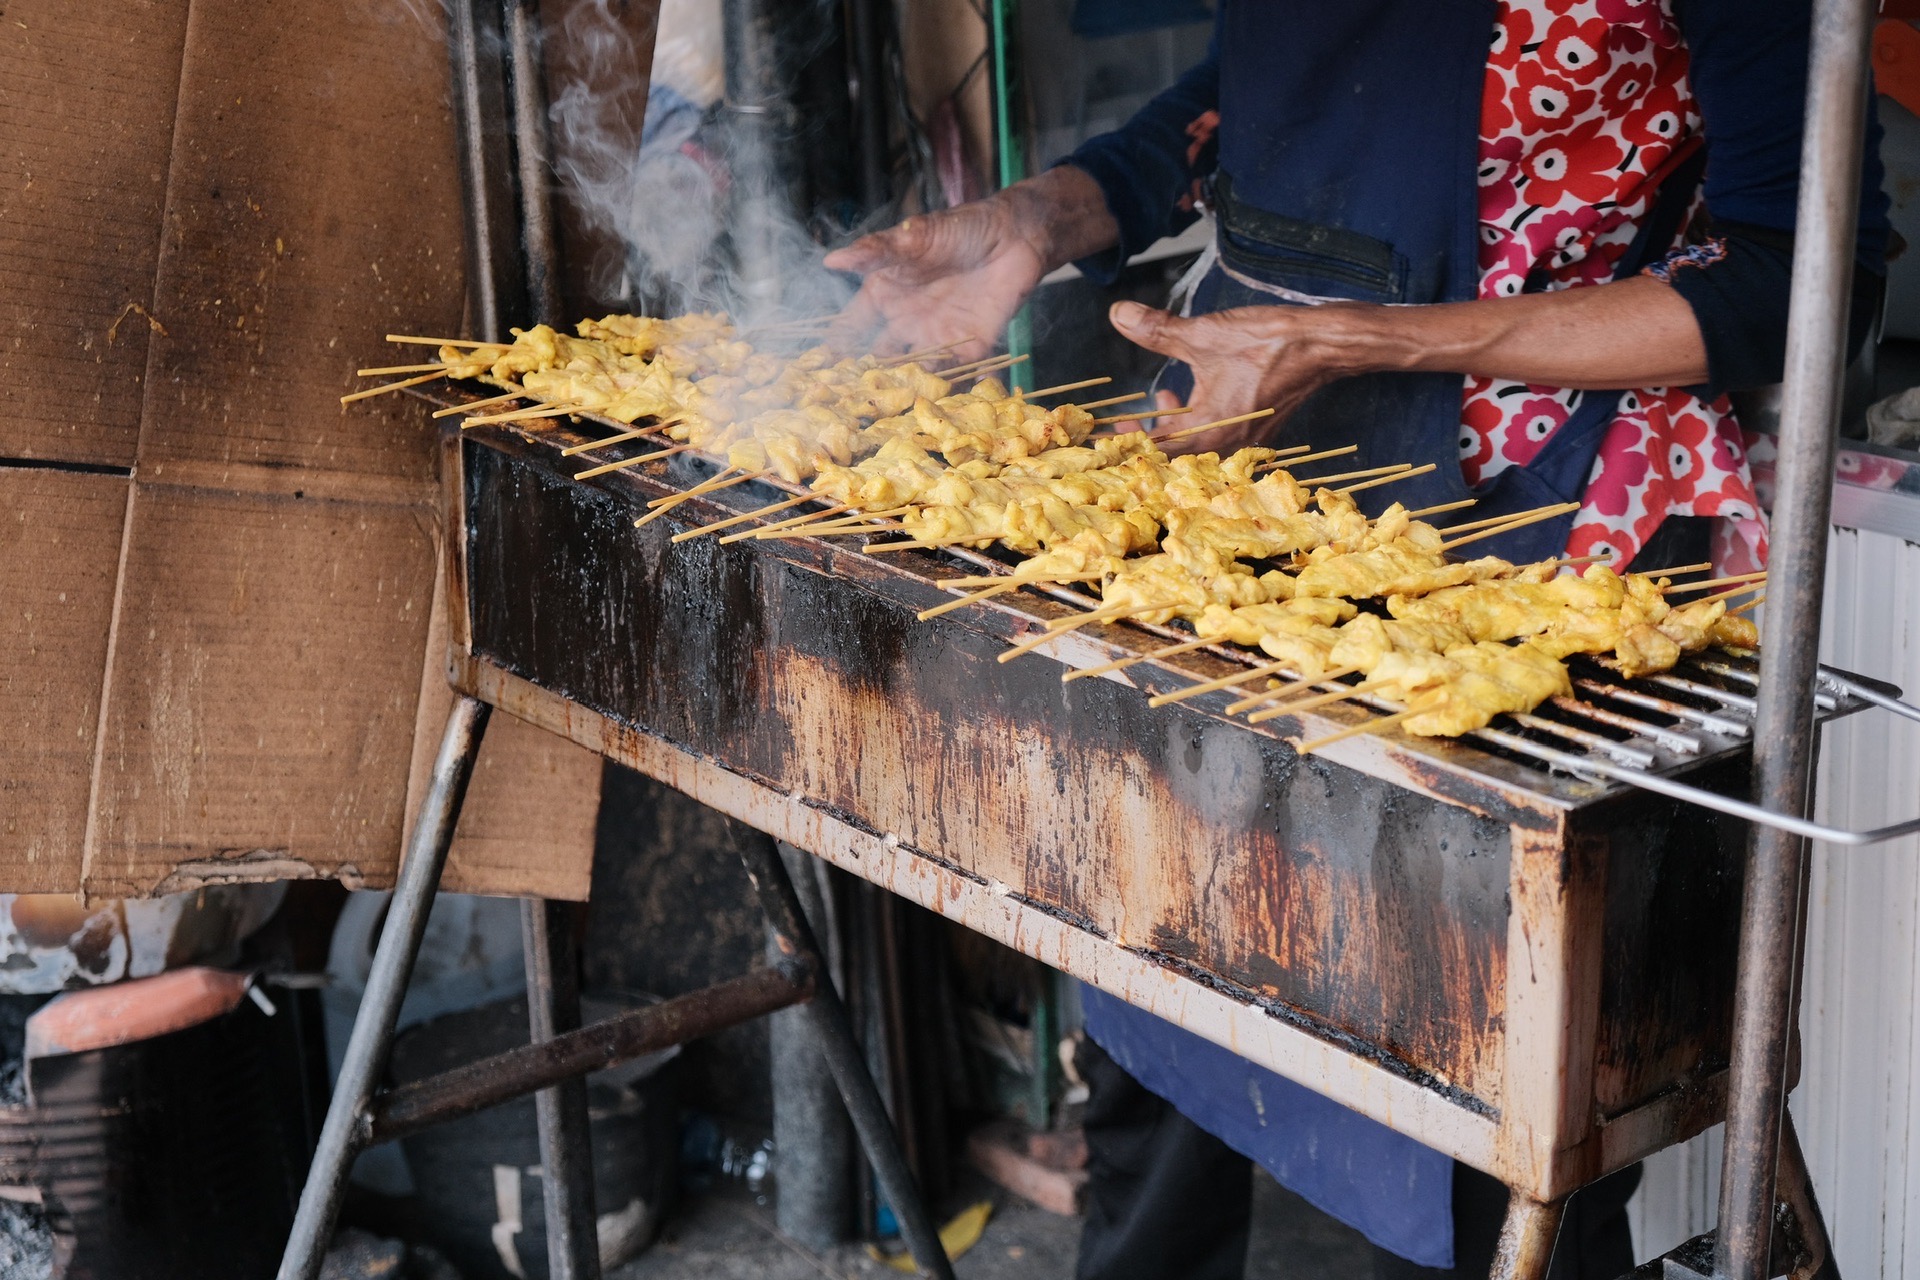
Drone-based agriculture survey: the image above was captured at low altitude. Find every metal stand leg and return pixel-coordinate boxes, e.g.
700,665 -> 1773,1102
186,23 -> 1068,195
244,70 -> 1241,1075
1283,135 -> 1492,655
1491,1190 -> 1567,1280
278,698 -> 492,1280
524,898 -> 601,1280
1776,1113 -> 1839,1280
734,833 -> 957,1280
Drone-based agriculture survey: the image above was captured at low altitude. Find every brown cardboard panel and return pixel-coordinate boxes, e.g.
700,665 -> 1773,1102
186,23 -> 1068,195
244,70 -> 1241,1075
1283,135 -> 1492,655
397,542 -> 601,902
0,468 -> 129,890
83,481 -> 437,899
134,0 -> 466,482
0,2 -> 190,466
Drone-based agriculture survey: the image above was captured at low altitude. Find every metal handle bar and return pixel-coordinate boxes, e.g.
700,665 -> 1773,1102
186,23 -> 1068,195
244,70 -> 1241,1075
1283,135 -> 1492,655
1522,699 -> 1920,847
1818,667 -> 1920,727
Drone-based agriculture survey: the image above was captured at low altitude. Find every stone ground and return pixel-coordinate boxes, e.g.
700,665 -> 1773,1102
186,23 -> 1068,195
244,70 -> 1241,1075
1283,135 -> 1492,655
612,1169 -> 1374,1280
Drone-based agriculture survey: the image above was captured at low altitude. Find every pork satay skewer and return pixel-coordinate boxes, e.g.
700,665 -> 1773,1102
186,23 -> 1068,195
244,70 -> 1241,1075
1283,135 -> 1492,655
1094,406 -> 1191,427
1730,593 -> 1766,616
1074,392 -> 1150,413
1024,376 -> 1112,399
358,362 -> 454,376
1225,668 -> 1365,715
561,422 -> 677,456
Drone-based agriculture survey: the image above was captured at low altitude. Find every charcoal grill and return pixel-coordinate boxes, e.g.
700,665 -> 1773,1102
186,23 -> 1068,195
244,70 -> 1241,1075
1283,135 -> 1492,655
430,407 -> 1909,1211
280,1 -> 1914,1278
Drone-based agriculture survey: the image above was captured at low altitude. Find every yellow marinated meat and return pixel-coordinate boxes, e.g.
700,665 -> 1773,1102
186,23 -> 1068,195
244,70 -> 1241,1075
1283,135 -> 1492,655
1386,566 -> 1629,639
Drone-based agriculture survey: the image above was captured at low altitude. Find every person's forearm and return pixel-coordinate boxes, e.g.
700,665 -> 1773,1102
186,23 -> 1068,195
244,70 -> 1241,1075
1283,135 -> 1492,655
999,165 -> 1123,275
1317,276 -> 1711,390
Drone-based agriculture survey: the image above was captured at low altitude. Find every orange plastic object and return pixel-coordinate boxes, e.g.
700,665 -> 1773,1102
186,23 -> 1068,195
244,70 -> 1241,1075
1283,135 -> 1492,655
25,967 -> 253,1058
1875,19 -> 1920,118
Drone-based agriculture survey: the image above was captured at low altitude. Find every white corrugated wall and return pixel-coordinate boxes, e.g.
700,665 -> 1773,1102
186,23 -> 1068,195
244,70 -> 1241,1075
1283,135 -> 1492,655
1627,524 -> 1920,1274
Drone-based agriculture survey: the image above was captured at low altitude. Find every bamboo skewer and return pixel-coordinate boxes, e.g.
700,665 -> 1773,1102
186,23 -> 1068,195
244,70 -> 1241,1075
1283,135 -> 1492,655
646,467 -> 769,506
1338,462 -> 1437,495
463,403 -> 584,427
1225,668 -> 1363,715
1406,499 -> 1478,520
1291,462 -> 1410,487
1254,445 -> 1358,473
917,583 -> 1018,621
673,493 -> 817,542
1246,678 -> 1392,724
340,372 -> 443,404
933,352 -> 1029,378
1043,601 -> 1138,633
1063,637 -> 1215,683
884,339 -> 972,366
1294,709 -> 1417,755
1698,580 -> 1767,606
561,424 -> 672,456
1731,593 -> 1766,616
1024,376 -> 1112,399
719,503 -> 851,544
573,444 -> 694,480
1073,392 -> 1149,413
1146,660 -> 1299,708
1635,561 -> 1714,578
997,604 -> 1154,663
1437,502 -> 1581,551
432,388 -> 526,418
1438,504 -> 1583,536
357,362 -> 450,376
1151,408 -> 1276,443
1661,571 -> 1767,595
386,334 -> 508,347
1094,406 -> 1189,427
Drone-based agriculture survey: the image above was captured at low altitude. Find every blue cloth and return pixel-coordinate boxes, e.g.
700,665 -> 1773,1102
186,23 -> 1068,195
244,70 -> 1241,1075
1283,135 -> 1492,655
1083,986 -> 1458,1268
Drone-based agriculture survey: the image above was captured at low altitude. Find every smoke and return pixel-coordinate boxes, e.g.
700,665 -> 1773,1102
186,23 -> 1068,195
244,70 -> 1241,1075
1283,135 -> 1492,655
545,0 -> 868,326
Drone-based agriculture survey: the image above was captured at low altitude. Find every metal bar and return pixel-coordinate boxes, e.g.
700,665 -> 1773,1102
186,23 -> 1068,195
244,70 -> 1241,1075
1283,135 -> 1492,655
1717,0 -> 1875,1272
1506,730 -> 1920,846
1644,672 -> 1758,713
447,0 -> 525,341
1817,667 -> 1920,725
771,843 -> 855,1247
1776,1111 -> 1840,1280
506,0 -> 563,324
278,698 -> 492,1280
1573,679 -> 1750,737
1501,714 -> 1658,768
733,833 -> 957,1280
523,899 -> 599,1280
1489,1192 -> 1567,1280
370,966 -> 812,1144
1548,695 -> 1704,754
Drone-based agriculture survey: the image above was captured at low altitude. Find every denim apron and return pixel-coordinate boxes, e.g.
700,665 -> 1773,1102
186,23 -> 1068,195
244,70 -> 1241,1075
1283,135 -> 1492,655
1087,3 -> 1703,1265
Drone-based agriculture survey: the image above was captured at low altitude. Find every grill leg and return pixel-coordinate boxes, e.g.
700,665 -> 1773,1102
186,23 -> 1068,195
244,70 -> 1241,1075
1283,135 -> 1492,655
1490,1190 -> 1566,1280
524,898 -> 601,1279
734,833 -> 957,1280
1777,1112 -> 1838,1280
278,698 -> 492,1280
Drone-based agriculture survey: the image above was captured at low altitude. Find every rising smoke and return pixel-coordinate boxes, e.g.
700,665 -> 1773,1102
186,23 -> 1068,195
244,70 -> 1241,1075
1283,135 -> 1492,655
544,0 -> 868,325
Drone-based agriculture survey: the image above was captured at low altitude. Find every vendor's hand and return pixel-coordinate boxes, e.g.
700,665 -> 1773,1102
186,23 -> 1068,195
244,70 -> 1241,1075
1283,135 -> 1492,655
823,201 -> 1046,363
1109,300 -> 1365,454
825,166 -> 1121,363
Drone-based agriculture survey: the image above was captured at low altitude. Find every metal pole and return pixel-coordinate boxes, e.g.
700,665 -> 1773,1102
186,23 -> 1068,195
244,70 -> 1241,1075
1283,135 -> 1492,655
278,698 -> 492,1280
506,0 -> 564,324
734,834 -> 957,1280
1715,1 -> 1874,1276
523,899 -> 601,1280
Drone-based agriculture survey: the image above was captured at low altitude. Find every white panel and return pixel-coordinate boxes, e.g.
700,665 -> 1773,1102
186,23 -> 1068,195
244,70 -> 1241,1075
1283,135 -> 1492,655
1627,526 -> 1920,1272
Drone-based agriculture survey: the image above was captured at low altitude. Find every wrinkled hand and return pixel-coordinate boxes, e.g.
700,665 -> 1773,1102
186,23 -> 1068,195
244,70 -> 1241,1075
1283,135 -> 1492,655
823,199 -> 1046,363
1109,301 -> 1363,455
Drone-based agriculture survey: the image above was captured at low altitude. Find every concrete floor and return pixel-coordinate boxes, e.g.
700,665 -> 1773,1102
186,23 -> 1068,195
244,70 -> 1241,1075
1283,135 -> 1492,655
612,1170 -> 1374,1280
